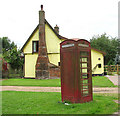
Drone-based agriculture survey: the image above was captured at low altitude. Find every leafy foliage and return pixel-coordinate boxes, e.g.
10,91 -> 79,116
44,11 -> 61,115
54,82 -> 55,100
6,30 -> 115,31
0,38 -> 2,54
2,37 -> 17,53
115,39 -> 120,64
3,47 -> 23,69
90,33 -> 119,65
1,37 -> 23,69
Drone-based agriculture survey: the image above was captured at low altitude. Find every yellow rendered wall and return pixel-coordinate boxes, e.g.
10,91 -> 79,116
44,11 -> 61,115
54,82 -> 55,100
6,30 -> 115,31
45,24 -> 62,54
48,54 -> 60,66
25,54 -> 38,77
23,28 -> 39,78
23,29 -> 39,53
91,49 -> 104,74
45,24 -> 62,66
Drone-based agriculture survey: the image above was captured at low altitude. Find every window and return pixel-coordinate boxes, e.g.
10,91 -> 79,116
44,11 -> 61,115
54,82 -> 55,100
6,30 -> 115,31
58,62 -> 60,66
32,41 -> 38,53
98,58 -> 101,60
98,64 -> 101,68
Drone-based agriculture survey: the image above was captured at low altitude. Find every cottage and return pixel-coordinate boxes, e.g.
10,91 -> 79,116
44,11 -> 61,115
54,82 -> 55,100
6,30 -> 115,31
21,5 -> 105,78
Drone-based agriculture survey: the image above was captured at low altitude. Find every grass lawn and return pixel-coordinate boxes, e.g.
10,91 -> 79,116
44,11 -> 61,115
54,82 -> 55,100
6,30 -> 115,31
92,76 -> 117,87
2,91 -> 118,114
2,78 -> 61,87
2,76 -> 117,87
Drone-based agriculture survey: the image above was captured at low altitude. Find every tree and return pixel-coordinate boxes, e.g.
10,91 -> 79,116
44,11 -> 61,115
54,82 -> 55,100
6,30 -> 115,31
115,53 -> 120,65
90,33 -> 119,65
1,37 -> 23,69
3,47 -> 24,69
0,38 -> 2,54
2,37 -> 17,54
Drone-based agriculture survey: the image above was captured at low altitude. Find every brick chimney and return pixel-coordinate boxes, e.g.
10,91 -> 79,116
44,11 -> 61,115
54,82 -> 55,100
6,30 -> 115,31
54,25 -> 59,34
35,5 -> 49,79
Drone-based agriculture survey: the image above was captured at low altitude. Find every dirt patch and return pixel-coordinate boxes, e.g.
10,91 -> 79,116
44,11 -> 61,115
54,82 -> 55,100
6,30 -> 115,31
1,86 -> 61,92
1,86 -> 118,93
113,100 -> 120,104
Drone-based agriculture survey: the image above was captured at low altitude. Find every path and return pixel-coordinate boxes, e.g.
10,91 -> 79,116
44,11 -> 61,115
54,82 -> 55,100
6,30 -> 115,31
105,74 -> 119,86
1,86 -> 118,93
1,75 -> 119,93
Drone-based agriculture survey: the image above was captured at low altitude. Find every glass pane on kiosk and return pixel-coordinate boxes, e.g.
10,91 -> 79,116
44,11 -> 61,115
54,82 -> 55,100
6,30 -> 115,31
82,80 -> 88,84
80,51 -> 89,97
81,58 -> 88,74
82,80 -> 89,96
82,69 -> 87,73
82,63 -> 87,67
81,58 -> 87,62
80,51 -> 88,56
83,91 -> 89,96
82,74 -> 88,79
83,85 -> 88,89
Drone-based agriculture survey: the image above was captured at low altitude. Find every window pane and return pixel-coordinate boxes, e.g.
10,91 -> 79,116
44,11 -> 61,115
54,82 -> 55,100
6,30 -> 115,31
33,42 -> 36,52
82,58 -> 87,62
82,80 -> 88,84
82,63 -> 87,67
82,74 -> 88,79
83,86 -> 88,89
82,69 -> 87,73
80,51 -> 88,56
83,91 -> 89,96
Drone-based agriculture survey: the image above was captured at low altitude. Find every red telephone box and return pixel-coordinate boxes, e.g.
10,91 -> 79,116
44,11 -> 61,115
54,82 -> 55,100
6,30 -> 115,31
60,39 -> 93,103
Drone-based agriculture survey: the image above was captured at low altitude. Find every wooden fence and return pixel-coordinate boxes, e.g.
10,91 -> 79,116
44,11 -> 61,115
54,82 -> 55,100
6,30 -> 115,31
104,65 -> 120,75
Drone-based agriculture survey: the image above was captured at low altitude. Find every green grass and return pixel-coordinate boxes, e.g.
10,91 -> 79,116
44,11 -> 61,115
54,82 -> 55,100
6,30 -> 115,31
2,91 -> 118,114
2,78 -> 61,87
2,76 -> 117,87
92,76 -> 117,87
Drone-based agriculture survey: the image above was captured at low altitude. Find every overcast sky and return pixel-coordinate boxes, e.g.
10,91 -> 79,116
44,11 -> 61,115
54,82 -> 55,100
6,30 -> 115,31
0,0 -> 119,49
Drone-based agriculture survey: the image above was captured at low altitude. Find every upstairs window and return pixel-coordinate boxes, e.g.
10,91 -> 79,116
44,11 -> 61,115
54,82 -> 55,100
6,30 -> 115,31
32,41 -> 39,53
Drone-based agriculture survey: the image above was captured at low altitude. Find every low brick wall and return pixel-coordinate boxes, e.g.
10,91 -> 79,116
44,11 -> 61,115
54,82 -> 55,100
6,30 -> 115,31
49,67 -> 60,79
2,70 -> 9,78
